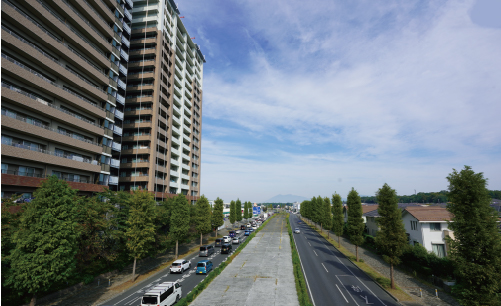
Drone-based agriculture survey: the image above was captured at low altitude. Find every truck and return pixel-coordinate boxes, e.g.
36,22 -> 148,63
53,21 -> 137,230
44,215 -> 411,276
263,213 -> 268,219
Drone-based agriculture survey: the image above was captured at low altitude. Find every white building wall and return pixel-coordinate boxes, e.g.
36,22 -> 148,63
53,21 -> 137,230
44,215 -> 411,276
420,221 -> 449,254
366,216 -> 379,236
402,213 -> 423,246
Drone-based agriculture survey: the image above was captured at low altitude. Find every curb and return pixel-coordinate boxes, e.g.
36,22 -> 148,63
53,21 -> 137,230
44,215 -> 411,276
301,217 -> 403,306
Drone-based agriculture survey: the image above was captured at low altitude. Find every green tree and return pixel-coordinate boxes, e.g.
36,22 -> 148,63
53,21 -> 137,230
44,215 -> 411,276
154,197 -> 174,253
229,200 -> 236,225
322,197 -> 332,236
243,202 -> 247,219
347,188 -> 365,262
314,196 -> 323,228
195,195 -> 212,246
170,194 -> 190,259
126,190 -> 156,282
212,198 -> 224,238
236,199 -> 242,223
446,166 -> 501,306
375,183 -> 408,289
6,176 -> 79,306
331,193 -> 344,246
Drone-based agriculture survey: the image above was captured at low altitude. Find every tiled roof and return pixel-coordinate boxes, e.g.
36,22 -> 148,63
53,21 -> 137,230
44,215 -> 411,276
364,203 -> 420,217
404,206 -> 453,221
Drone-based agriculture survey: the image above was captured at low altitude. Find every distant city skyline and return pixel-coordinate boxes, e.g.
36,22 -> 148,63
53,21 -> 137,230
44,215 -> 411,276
178,0 -> 501,203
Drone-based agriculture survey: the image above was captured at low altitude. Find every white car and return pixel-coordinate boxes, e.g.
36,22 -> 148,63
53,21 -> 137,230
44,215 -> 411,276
170,259 -> 191,274
294,228 -> 300,234
232,237 -> 240,244
252,226 -> 257,230
235,229 -> 241,234
223,236 -> 231,243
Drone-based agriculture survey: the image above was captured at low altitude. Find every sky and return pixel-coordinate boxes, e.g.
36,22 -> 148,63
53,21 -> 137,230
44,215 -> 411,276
178,0 -> 501,202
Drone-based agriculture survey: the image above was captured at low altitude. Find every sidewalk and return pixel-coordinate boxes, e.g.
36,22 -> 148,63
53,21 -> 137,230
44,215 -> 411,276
307,221 -> 460,306
37,227 -> 235,306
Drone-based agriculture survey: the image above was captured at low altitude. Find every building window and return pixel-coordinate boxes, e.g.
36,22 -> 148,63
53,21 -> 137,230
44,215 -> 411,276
432,244 -> 446,258
430,223 -> 441,231
411,220 -> 418,230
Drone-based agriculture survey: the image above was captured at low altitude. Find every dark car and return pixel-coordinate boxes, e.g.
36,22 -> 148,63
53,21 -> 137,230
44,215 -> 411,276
221,243 -> 232,254
215,238 -> 223,247
241,225 -> 246,230
244,231 -> 250,236
229,231 -> 236,238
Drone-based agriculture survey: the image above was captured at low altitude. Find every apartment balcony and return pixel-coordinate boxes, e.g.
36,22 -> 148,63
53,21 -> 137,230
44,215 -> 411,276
110,158 -> 120,168
180,183 -> 189,190
118,78 -> 126,90
1,141 -> 100,172
182,143 -> 191,152
127,71 -> 155,81
181,163 -> 190,171
128,59 -> 156,69
170,170 -> 179,177
173,94 -> 182,106
120,48 -> 129,61
114,109 -> 124,120
121,148 -> 150,155
122,121 -> 152,129
171,137 -> 180,145
172,125 -> 181,136
119,175 -> 149,182
120,162 -> 149,168
130,37 -> 157,45
116,93 -> 125,105
119,63 -> 128,75
129,47 -> 156,57
172,104 -> 181,116
124,7 -> 132,21
122,21 -> 131,35
181,173 -> 190,180
170,158 -> 179,166
124,108 -> 153,116
171,147 -> 180,156
109,176 -> 119,185
169,181 -> 178,188
111,141 -> 121,151
182,134 -> 191,143
121,35 -> 130,48
113,125 -> 123,136
172,116 -> 181,126
125,0 -> 133,9
1,172 -> 104,192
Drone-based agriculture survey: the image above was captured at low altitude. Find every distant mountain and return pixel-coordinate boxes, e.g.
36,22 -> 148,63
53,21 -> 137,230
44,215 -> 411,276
263,194 -> 308,203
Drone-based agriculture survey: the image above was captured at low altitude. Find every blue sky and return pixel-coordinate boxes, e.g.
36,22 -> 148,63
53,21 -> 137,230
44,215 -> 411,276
179,0 -> 501,202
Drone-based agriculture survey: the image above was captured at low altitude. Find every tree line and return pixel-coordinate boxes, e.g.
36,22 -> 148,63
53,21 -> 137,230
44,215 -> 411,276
0,176 -> 250,305
299,166 -> 501,306
359,189 -> 501,204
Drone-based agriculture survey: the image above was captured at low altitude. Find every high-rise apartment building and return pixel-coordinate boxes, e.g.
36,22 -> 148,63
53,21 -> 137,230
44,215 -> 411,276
1,0 -> 132,198
123,0 -> 204,202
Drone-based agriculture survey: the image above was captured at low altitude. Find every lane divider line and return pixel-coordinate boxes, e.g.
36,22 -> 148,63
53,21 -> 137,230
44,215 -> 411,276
336,284 -> 349,304
313,250 -> 318,256
321,263 -> 328,273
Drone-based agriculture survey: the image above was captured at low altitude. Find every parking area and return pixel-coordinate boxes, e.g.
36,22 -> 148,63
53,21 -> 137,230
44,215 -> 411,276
190,214 -> 299,306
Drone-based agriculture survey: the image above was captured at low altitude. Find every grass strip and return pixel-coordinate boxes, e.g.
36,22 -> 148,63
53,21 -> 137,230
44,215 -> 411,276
302,219 -> 413,302
176,214 -> 278,305
285,214 -> 314,306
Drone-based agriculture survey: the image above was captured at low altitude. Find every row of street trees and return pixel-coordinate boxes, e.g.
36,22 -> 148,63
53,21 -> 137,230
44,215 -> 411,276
299,166 -> 501,305
229,199 -> 254,226
1,177 -> 229,305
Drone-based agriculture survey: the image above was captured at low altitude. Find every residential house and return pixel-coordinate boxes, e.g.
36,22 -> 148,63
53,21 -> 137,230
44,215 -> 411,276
343,204 -> 378,224
365,203 -> 419,236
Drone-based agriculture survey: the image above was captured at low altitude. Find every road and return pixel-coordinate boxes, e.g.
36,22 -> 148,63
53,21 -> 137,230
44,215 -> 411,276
289,214 -> 400,306
100,230 -> 251,305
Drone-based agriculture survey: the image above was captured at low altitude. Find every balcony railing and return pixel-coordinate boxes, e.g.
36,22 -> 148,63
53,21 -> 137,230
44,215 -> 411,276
125,0 -> 133,9
122,21 -> 131,35
114,109 -> 124,120
1,109 -> 100,146
116,93 -> 125,105
111,142 -> 121,151
1,139 -> 99,165
119,63 -> 128,75
108,176 -> 119,185
117,78 -> 126,90
61,0 -> 108,43
1,170 -> 94,183
110,159 -> 120,168
121,34 -> 130,48
113,125 -> 123,136
1,82 -> 101,128
120,48 -> 129,61
124,7 -> 132,21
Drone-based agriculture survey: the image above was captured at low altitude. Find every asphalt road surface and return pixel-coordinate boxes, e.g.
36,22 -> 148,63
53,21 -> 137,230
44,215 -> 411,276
100,230 -> 252,305
290,214 -> 400,306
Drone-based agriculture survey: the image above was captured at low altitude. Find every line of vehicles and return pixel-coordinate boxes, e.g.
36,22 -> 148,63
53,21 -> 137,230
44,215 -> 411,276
141,216 -> 268,306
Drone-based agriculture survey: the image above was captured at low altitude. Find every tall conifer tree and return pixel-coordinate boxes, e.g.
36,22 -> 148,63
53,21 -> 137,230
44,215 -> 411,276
212,198 -> 224,238
322,197 -> 332,235
347,188 -> 365,261
236,199 -> 242,222
375,183 -> 407,289
229,200 -> 236,226
331,193 -> 344,246
446,166 -> 501,306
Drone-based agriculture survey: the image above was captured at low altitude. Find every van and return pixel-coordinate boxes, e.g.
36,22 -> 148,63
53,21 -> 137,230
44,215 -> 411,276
215,238 -> 223,247
229,231 -> 236,238
196,260 -> 213,274
199,245 -> 214,257
140,282 -> 182,306
221,243 -> 232,254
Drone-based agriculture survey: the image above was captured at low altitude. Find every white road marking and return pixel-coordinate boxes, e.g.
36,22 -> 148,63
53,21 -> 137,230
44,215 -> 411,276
292,224 -> 316,306
321,263 -> 328,272
336,275 -> 360,306
313,250 -> 318,256
308,242 -> 311,246
360,295 -> 373,304
336,284 -> 349,303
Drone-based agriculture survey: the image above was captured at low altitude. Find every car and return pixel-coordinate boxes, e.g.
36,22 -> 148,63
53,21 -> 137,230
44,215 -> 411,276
141,282 -> 181,306
199,245 -> 214,257
235,229 -> 241,234
221,243 -> 232,254
248,228 -> 254,232
232,237 -> 240,244
246,224 -> 251,228
196,260 -> 213,274
295,228 -> 300,234
244,230 -> 250,236
229,231 -> 236,238
241,225 -> 246,230
252,226 -> 257,230
223,236 -> 231,243
170,259 -> 191,274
